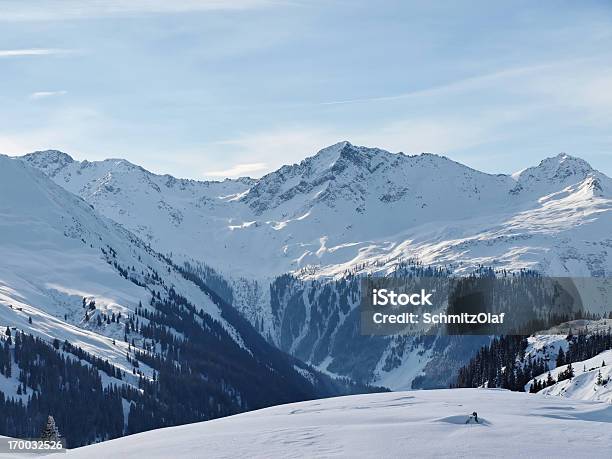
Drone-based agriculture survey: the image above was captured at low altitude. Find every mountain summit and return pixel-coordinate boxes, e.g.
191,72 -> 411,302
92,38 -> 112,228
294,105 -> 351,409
21,149 -> 75,177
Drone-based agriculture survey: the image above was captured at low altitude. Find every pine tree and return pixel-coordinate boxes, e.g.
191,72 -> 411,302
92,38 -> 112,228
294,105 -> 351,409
556,347 -> 565,367
596,370 -> 603,386
40,415 -> 61,441
5,350 -> 11,377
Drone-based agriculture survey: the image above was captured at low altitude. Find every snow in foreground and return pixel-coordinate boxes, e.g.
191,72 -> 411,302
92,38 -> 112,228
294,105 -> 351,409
62,389 -> 612,458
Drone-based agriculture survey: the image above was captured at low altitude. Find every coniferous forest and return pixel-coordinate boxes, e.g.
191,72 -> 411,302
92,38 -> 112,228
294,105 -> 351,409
454,330 -> 612,392
0,261 -> 382,447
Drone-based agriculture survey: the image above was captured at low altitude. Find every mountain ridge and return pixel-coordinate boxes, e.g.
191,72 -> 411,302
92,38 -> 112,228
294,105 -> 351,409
18,143 -> 601,185
18,143 -> 611,279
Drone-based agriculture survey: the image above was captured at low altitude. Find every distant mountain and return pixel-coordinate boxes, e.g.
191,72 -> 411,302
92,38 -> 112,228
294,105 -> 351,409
19,144 -> 612,390
22,143 -> 612,280
0,155 -> 375,446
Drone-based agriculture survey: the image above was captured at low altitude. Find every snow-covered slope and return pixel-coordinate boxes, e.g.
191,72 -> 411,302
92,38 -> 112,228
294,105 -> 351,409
0,154 -> 362,442
21,144 -> 612,280
21,150 -> 256,276
61,389 -> 612,458
0,153 -> 235,374
537,350 -> 612,403
518,322 -> 612,404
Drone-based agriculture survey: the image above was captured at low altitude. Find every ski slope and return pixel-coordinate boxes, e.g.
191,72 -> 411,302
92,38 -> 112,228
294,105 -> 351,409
61,389 -> 612,458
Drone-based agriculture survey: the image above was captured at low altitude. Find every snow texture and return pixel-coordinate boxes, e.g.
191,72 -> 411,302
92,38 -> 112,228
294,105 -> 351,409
59,389 -> 612,458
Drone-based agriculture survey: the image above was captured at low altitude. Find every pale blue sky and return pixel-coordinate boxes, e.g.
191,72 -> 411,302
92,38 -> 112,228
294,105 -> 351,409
1,0 -> 611,179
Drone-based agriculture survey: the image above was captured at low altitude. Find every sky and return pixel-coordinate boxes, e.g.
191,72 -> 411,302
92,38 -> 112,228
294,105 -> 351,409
0,0 -> 611,179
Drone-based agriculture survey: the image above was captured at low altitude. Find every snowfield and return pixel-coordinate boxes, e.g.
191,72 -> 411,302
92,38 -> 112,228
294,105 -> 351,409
61,389 -> 612,459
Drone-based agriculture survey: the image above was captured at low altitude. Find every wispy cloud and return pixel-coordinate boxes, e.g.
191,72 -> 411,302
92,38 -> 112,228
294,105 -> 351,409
0,48 -> 72,57
0,0 -> 283,21
29,90 -> 68,100
205,162 -> 268,178
318,62 -> 562,107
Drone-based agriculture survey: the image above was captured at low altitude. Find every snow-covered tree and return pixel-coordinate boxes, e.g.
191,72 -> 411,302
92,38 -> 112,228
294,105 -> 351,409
40,415 -> 61,442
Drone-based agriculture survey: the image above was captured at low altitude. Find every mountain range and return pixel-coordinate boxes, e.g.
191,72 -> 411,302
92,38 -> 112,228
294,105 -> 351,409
1,142 -> 612,444
22,143 -> 612,282
18,143 -> 612,387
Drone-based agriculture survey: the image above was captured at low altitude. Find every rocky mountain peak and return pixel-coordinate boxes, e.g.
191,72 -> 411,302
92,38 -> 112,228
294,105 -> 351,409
21,149 -> 74,177
519,153 -> 594,182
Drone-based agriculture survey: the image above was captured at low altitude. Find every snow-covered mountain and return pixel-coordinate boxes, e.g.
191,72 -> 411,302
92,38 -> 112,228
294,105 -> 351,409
0,154 -> 234,352
60,389 -> 612,458
0,154 -> 373,445
22,143 -> 612,281
19,144 -> 612,390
